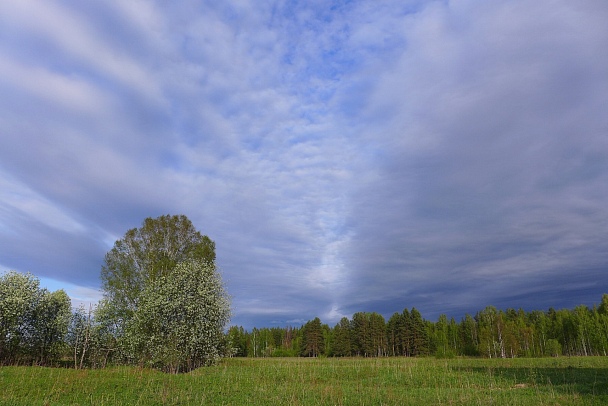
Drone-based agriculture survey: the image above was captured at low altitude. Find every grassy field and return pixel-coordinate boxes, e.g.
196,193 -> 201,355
1,356 -> 607,405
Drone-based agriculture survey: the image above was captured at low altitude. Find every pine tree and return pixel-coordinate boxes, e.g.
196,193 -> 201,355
410,308 -> 429,356
332,317 -> 352,357
301,318 -> 324,357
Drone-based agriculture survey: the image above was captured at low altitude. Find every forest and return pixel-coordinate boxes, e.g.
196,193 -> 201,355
227,294 -> 608,360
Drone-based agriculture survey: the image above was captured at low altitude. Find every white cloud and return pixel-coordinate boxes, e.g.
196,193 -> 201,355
0,58 -> 110,115
0,0 -> 164,102
0,171 -> 85,235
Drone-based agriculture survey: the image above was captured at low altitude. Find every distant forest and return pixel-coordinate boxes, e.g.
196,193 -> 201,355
227,294 -> 608,359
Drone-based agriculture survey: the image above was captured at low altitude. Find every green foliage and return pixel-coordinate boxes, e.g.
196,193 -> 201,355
350,312 -> 388,356
226,326 -> 248,357
100,214 -> 215,320
300,317 -> 324,357
129,260 -> 230,372
598,294 -> 608,316
0,271 -> 40,364
270,348 -> 298,357
332,317 -> 353,356
409,308 -> 429,356
459,314 -> 479,356
545,339 -> 562,357
351,312 -> 387,357
30,289 -> 71,364
0,271 -> 70,365
434,349 -> 456,359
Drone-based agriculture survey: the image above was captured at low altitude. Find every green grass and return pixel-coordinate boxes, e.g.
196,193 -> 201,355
1,357 -> 607,405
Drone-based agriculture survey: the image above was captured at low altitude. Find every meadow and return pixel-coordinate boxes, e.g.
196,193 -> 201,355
1,356 -> 607,405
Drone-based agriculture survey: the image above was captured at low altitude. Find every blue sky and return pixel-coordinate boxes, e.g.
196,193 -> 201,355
1,0 -> 607,329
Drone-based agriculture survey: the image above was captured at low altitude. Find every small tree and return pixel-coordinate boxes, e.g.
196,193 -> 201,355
0,271 -> 41,364
30,289 -> 71,365
129,260 -> 230,372
545,339 -> 562,357
69,304 -> 96,369
0,271 -> 70,366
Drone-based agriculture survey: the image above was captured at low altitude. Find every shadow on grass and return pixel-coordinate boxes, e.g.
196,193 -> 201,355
457,365 -> 608,398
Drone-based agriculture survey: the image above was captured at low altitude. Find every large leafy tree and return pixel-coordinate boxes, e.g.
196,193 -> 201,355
99,214 -> 227,371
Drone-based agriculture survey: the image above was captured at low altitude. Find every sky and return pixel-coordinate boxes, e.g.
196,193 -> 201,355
1,0 -> 607,329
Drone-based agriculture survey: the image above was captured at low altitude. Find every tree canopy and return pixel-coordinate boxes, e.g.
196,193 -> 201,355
100,214 -> 215,317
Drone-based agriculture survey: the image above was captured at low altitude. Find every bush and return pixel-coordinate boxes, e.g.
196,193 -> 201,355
435,349 -> 456,359
545,339 -> 562,357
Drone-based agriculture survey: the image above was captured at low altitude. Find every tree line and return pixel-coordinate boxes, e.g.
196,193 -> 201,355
227,295 -> 608,359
